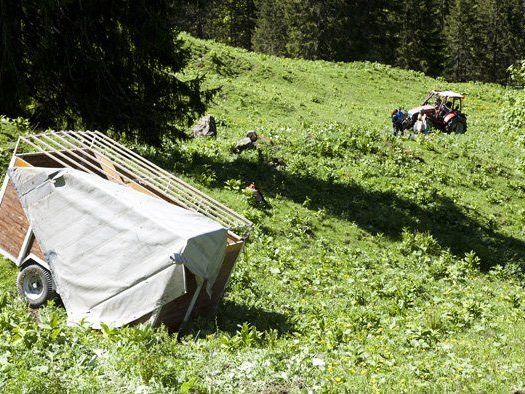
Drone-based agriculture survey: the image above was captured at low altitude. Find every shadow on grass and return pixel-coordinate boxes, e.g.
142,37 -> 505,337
184,300 -> 295,337
149,150 -> 525,271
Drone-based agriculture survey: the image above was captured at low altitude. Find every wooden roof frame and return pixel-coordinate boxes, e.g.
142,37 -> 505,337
14,131 -> 252,236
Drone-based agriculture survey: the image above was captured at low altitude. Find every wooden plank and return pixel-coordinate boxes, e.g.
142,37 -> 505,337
28,235 -> 45,260
16,153 -> 62,168
16,228 -> 34,265
14,157 -> 31,168
94,152 -> 125,184
0,180 -> 30,260
125,181 -> 156,197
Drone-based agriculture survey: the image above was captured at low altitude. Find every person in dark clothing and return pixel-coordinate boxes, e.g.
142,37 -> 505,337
391,108 -> 405,136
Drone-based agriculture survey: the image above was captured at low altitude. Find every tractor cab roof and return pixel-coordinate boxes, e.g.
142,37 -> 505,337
431,90 -> 464,99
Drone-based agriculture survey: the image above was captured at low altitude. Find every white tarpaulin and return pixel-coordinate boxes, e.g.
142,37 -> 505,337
8,167 -> 227,328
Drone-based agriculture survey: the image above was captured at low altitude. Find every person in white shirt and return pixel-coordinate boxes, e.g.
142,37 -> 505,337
413,110 -> 429,134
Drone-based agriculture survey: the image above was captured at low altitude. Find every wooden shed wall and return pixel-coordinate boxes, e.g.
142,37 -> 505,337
0,179 -> 44,262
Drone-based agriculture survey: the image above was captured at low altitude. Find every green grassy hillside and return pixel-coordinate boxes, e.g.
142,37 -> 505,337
0,35 -> 524,392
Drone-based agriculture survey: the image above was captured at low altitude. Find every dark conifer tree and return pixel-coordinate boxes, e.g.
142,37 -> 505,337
0,1 -> 25,116
396,0 -> 445,76
356,0 -> 400,63
483,0 -> 525,83
0,0 -> 211,143
445,0 -> 525,83
445,0 -> 485,81
252,0 -> 289,56
173,0 -> 211,38
228,0 -> 257,49
178,0 -> 256,49
282,0 -> 323,59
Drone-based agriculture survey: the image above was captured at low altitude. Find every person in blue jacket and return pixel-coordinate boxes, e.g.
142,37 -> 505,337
391,108 -> 405,136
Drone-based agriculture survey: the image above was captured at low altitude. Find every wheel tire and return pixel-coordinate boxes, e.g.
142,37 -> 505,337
458,121 -> 467,134
446,118 -> 467,134
17,264 -> 56,308
426,119 -> 434,131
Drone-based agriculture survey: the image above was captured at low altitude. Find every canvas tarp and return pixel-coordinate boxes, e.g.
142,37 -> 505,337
8,167 -> 227,328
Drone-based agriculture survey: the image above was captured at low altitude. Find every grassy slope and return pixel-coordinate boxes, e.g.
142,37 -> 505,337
1,36 -> 525,392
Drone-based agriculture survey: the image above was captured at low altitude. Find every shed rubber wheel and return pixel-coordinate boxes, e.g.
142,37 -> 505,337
17,264 -> 56,308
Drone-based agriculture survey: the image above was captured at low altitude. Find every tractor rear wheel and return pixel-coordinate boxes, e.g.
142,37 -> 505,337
446,118 -> 467,134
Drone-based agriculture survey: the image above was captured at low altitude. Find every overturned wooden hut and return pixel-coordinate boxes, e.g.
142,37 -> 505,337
0,131 -> 252,330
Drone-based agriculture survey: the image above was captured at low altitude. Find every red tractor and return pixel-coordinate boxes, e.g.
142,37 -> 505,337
395,90 -> 467,134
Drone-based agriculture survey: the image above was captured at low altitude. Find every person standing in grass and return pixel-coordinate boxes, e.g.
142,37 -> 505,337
413,110 -> 429,134
421,111 -> 429,134
391,108 -> 405,136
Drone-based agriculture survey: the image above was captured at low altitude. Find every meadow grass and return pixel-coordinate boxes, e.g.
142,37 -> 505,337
0,36 -> 524,392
